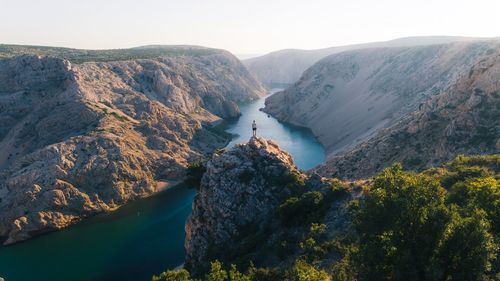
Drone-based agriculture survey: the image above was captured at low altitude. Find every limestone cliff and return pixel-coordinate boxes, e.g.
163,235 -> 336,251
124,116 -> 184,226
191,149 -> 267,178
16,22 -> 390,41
315,53 -> 500,179
265,41 -> 500,158
184,137 -> 363,275
0,50 -> 266,245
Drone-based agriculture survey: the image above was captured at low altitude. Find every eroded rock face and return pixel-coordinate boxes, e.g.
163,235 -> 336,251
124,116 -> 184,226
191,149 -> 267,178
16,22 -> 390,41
185,137 -> 297,272
314,53 -> 500,179
0,52 -> 266,244
264,41 -> 500,157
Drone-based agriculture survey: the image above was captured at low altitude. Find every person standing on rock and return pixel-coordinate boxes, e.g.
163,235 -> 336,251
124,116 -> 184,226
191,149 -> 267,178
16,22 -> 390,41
252,120 -> 257,137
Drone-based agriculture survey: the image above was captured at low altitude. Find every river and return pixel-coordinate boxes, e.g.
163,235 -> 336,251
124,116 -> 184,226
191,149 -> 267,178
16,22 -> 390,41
0,89 -> 325,281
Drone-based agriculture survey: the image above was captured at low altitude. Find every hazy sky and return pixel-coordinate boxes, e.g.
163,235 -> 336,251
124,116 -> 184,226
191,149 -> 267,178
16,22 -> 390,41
1,0 -> 499,54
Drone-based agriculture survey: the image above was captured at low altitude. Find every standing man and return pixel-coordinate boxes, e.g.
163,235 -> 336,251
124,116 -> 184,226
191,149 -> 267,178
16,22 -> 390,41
252,120 -> 257,137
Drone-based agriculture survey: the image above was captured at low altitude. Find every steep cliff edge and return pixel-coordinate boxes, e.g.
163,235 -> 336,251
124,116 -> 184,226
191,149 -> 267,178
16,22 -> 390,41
185,137 -> 298,273
185,137 -> 363,276
0,50 -> 266,245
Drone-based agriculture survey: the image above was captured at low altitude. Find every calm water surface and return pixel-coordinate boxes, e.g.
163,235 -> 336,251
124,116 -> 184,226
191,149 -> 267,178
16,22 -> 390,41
226,89 -> 325,170
0,89 -> 325,281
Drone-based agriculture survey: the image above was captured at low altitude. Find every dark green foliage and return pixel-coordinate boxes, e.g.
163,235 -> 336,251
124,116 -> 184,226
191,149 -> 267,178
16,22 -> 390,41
277,191 -> 325,225
447,177 -> 500,234
355,164 -> 450,280
433,210 -> 496,281
299,223 -> 333,262
440,165 -> 492,189
354,159 -> 499,281
268,170 -> 304,187
186,162 -> 206,187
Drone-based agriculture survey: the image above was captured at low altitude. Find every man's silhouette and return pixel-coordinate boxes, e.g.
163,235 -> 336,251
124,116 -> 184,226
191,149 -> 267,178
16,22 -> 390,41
252,120 -> 257,137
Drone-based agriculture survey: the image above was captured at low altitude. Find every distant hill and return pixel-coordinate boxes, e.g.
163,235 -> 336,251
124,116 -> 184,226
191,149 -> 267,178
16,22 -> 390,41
0,44 -> 223,64
244,36 -> 495,86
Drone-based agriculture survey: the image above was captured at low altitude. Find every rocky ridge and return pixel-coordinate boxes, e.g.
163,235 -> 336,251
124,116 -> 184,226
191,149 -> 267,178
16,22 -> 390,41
0,51 -> 266,244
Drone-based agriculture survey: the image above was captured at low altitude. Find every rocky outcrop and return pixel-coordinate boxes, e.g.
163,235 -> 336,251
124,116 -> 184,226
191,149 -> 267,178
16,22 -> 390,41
0,50 -> 266,245
264,41 -> 500,158
315,53 -> 500,179
185,137 -> 298,272
244,36 -> 490,86
184,137 -> 363,275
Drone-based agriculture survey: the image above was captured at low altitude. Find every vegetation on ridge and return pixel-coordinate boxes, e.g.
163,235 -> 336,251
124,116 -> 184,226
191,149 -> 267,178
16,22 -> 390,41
0,44 -> 221,63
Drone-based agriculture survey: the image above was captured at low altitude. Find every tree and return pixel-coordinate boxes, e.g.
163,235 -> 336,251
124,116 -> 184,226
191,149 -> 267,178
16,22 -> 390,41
434,209 -> 497,281
355,164 -> 450,281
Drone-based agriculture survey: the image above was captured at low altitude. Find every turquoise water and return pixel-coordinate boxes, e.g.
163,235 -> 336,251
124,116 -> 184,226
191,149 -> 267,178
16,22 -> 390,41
0,185 -> 196,281
0,89 -> 325,281
226,89 -> 325,170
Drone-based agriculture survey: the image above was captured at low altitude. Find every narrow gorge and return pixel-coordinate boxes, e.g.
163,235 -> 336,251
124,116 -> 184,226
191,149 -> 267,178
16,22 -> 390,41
1,37 -> 499,281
